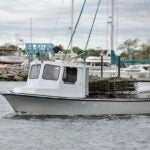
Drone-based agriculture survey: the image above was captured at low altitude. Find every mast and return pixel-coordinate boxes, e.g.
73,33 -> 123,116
111,0 -> 115,51
30,18 -> 33,45
70,0 -> 74,55
15,34 -> 19,55
28,18 -> 33,65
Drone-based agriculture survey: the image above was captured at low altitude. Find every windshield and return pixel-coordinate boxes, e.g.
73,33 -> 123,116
42,64 -> 60,80
29,64 -> 41,79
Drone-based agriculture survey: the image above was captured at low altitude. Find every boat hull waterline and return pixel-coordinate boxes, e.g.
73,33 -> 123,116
2,93 -> 150,115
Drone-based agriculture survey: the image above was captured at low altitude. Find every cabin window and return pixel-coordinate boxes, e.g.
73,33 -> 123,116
95,62 -> 101,66
63,67 -> 77,84
29,64 -> 41,79
42,64 -> 60,80
87,62 -> 91,65
143,67 -> 148,71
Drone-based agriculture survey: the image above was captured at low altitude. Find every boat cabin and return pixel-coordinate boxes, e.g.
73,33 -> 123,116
13,61 -> 89,98
86,56 -> 111,70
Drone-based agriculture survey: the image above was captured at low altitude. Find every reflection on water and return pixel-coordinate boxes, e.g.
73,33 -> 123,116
3,112 -> 150,121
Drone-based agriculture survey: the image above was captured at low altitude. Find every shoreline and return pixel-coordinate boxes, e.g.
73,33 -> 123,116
0,66 -> 28,81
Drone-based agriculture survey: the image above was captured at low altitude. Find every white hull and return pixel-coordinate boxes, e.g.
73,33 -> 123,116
0,56 -> 24,64
2,93 -> 150,115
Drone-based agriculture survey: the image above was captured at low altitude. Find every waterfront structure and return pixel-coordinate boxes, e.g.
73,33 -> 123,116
25,43 -> 54,55
0,47 -> 17,56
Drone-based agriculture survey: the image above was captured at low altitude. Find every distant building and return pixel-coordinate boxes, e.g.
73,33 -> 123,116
25,43 -> 54,55
0,47 -> 17,56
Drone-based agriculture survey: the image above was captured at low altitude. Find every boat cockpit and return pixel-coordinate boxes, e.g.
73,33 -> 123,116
13,61 -> 89,98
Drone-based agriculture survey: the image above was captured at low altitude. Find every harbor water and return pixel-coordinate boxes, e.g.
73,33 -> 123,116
0,82 -> 150,150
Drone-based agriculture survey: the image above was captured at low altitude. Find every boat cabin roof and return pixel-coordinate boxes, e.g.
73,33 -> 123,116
31,60 -> 87,68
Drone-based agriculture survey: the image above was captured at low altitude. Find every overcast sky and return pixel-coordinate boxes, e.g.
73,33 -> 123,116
0,0 -> 150,50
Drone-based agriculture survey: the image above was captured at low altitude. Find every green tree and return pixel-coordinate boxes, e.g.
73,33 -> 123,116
139,40 -> 150,59
72,47 -> 84,55
118,39 -> 140,59
8,45 -> 17,49
120,52 -> 128,59
53,44 -> 63,53
87,49 -> 100,56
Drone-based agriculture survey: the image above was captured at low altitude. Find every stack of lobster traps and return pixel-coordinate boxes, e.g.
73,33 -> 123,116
89,76 -> 138,98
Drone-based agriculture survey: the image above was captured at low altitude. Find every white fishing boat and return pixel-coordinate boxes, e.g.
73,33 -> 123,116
1,0 -> 150,116
1,60 -> 150,115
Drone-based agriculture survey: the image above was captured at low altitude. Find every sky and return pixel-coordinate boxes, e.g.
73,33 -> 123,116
0,0 -> 150,50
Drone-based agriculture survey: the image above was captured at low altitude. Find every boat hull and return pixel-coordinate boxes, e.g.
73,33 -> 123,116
2,93 -> 150,115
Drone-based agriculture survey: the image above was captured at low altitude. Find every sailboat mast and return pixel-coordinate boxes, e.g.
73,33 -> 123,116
70,0 -> 74,55
28,18 -> 33,66
30,18 -> 33,46
111,0 -> 115,51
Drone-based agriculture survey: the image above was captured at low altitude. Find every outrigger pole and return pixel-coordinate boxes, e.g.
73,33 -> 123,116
70,0 -> 74,56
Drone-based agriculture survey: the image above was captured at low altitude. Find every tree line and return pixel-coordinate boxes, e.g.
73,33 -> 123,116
0,39 -> 150,60
119,39 -> 150,60
54,39 -> 150,59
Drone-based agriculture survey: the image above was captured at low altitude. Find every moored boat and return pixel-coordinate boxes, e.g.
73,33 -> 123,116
0,56 -> 24,64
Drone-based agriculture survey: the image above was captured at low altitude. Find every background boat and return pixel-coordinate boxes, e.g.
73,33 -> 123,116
0,56 -> 24,65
